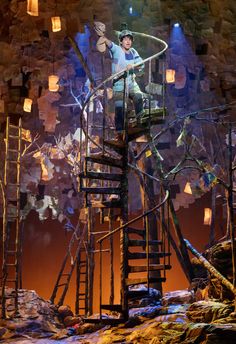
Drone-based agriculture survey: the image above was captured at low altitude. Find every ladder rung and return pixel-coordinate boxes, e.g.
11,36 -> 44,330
6,279 -> 17,282
58,283 -> 67,287
8,149 -> 19,153
9,124 -> 19,129
61,273 -> 70,276
8,183 -> 20,186
78,293 -> 86,296
91,249 -> 110,253
90,231 -> 109,236
7,250 -> 17,254
6,263 -> 16,266
9,135 -> 20,139
7,160 -> 20,164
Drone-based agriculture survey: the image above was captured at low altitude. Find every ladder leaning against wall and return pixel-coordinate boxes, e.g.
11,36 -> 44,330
1,116 -> 22,318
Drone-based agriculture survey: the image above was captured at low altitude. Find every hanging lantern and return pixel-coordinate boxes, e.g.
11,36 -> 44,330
184,182 -> 192,195
23,98 -> 33,112
204,208 -> 212,225
27,0 -> 39,16
165,69 -> 175,83
51,16 -> 61,32
48,75 -> 59,92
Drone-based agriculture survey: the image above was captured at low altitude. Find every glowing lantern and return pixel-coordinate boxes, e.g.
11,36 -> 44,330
23,98 -> 33,112
51,16 -> 61,32
165,69 -> 175,83
48,75 -> 59,92
184,182 -> 192,195
204,208 -> 212,225
27,0 -> 39,16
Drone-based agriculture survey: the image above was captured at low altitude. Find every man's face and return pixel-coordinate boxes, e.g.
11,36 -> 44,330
121,36 -> 133,51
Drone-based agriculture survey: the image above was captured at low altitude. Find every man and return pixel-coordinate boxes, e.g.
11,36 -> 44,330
103,30 -> 144,138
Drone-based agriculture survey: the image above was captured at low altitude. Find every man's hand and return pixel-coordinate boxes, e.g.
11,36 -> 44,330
94,21 -> 106,37
126,64 -> 134,71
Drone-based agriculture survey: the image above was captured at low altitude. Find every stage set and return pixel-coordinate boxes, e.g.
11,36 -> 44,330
0,0 -> 236,343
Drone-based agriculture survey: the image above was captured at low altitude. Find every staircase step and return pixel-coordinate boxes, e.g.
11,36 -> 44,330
125,276 -> 166,286
127,227 -> 145,237
101,304 -> 123,312
81,187 -> 121,195
103,139 -> 126,152
86,155 -> 123,168
128,128 -> 149,142
128,252 -> 171,259
128,264 -> 171,273
128,239 -> 162,247
127,290 -> 149,299
80,171 -> 123,181
88,200 -> 122,208
84,318 -> 124,325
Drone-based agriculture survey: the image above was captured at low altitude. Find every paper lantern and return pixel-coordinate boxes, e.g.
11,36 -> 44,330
23,98 -> 33,112
27,0 -> 39,16
184,182 -> 192,195
165,69 -> 175,83
204,208 -> 212,225
48,75 -> 59,92
51,16 -> 61,32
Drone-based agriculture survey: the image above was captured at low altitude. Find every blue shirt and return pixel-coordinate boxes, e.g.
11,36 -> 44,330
109,42 -> 144,92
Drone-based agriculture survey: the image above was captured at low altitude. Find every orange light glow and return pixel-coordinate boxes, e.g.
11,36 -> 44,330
166,69 -> 175,83
51,16 -> 62,32
27,0 -> 39,16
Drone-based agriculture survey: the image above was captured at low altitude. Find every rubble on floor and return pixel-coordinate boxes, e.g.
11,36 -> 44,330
1,287 -> 236,343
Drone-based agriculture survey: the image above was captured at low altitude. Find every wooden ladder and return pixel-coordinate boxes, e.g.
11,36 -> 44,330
1,117 -> 22,318
50,222 -> 88,313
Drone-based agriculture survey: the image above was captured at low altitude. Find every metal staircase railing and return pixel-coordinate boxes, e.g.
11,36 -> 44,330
77,30 -> 169,322
96,190 -> 170,321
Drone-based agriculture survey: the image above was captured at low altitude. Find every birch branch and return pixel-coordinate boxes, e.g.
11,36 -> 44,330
184,238 -> 236,295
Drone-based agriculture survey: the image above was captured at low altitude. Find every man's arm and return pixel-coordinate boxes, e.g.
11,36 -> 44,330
132,48 -> 144,74
103,37 -> 112,49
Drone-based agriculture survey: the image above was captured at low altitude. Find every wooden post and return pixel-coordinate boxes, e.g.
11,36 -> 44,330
208,187 -> 216,247
169,200 -> 195,283
228,123 -> 236,287
87,208 -> 95,315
